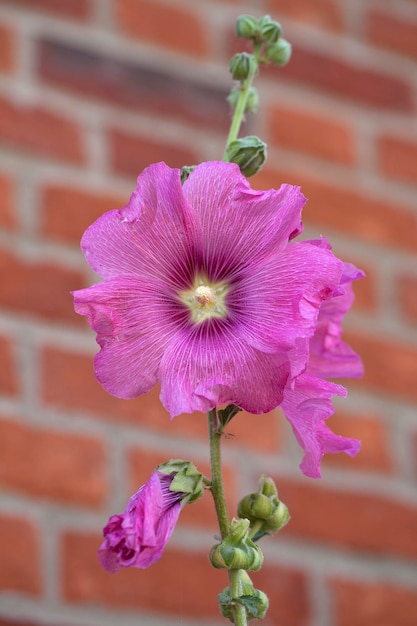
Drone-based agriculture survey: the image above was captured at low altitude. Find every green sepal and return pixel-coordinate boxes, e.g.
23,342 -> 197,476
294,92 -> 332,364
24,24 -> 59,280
219,573 -> 269,622
157,459 -> 204,504
180,165 -> 196,184
218,404 -> 242,429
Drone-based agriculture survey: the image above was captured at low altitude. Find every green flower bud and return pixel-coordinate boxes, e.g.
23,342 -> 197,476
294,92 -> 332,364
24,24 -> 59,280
258,15 -> 282,44
219,572 -> 269,621
259,475 -> 278,498
157,459 -> 204,504
245,87 -> 259,114
225,135 -> 267,178
209,518 -> 264,571
235,14 -> 260,40
229,52 -> 257,82
237,475 -> 290,538
262,500 -> 290,533
265,38 -> 292,67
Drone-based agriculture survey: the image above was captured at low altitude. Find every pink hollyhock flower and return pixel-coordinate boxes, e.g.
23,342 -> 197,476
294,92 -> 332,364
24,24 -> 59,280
73,161 -> 362,476
98,471 -> 183,572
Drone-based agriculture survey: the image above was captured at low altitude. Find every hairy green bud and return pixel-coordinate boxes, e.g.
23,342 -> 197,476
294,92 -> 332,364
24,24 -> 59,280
265,38 -> 292,66
237,475 -> 290,538
235,14 -> 260,40
229,52 -> 257,82
225,135 -> 267,177
209,518 -> 264,571
258,15 -> 282,44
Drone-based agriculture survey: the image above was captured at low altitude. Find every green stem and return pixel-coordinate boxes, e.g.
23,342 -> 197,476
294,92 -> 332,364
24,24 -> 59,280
222,43 -> 263,159
208,409 -> 248,626
208,408 -> 230,539
229,570 -> 247,626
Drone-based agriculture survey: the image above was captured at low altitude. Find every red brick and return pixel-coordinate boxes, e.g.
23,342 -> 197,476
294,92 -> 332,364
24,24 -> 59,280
109,129 -> 198,178
253,167 -> 417,253
62,531 -> 308,624
267,0 -> 344,31
0,173 -> 17,230
276,478 -> 417,559
116,0 -> 208,57
0,515 -> 41,594
0,621 -> 46,626
366,9 -> 417,61
0,417 -> 107,507
268,104 -> 355,164
38,39 -> 229,131
0,335 -> 18,395
128,447 -> 237,532
40,185 -> 125,244
398,274 -> 417,324
0,96 -> 84,164
0,23 -> 15,74
0,248 -> 85,324
41,346 -> 282,453
345,330 -> 417,403
378,134 -> 417,186
1,0 -> 90,20
321,411 -> 393,474
331,579 -> 417,626
275,45 -> 413,112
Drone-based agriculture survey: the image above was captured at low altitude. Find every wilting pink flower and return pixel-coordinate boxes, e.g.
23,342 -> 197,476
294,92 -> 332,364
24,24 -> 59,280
73,161 -> 362,477
98,471 -> 183,572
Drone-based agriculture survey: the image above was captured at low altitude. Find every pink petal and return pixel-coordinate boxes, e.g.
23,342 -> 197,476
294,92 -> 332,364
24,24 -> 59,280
281,374 -> 360,478
73,275 -> 183,399
80,162 -> 201,286
159,321 -> 290,416
231,241 -> 344,354
183,161 -> 307,280
308,262 -> 365,379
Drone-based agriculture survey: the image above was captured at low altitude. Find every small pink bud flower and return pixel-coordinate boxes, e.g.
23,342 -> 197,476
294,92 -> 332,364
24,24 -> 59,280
98,470 -> 183,573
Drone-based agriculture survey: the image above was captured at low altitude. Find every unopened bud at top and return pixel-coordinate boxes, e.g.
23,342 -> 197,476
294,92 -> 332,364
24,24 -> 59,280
258,15 -> 282,43
236,14 -> 260,40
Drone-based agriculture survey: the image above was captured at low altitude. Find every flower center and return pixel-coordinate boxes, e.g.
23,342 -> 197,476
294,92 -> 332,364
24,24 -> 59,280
180,278 -> 229,323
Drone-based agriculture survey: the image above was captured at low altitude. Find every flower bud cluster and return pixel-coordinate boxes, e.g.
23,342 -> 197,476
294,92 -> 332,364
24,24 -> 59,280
218,571 -> 269,622
238,475 -> 290,540
209,518 -> 263,571
235,14 -> 292,67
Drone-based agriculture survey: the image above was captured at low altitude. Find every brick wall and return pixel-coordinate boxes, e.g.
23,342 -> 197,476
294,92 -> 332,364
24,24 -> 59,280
0,1 -> 416,625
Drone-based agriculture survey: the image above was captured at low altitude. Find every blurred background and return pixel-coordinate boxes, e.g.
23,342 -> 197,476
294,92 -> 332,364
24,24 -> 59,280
0,0 -> 416,625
